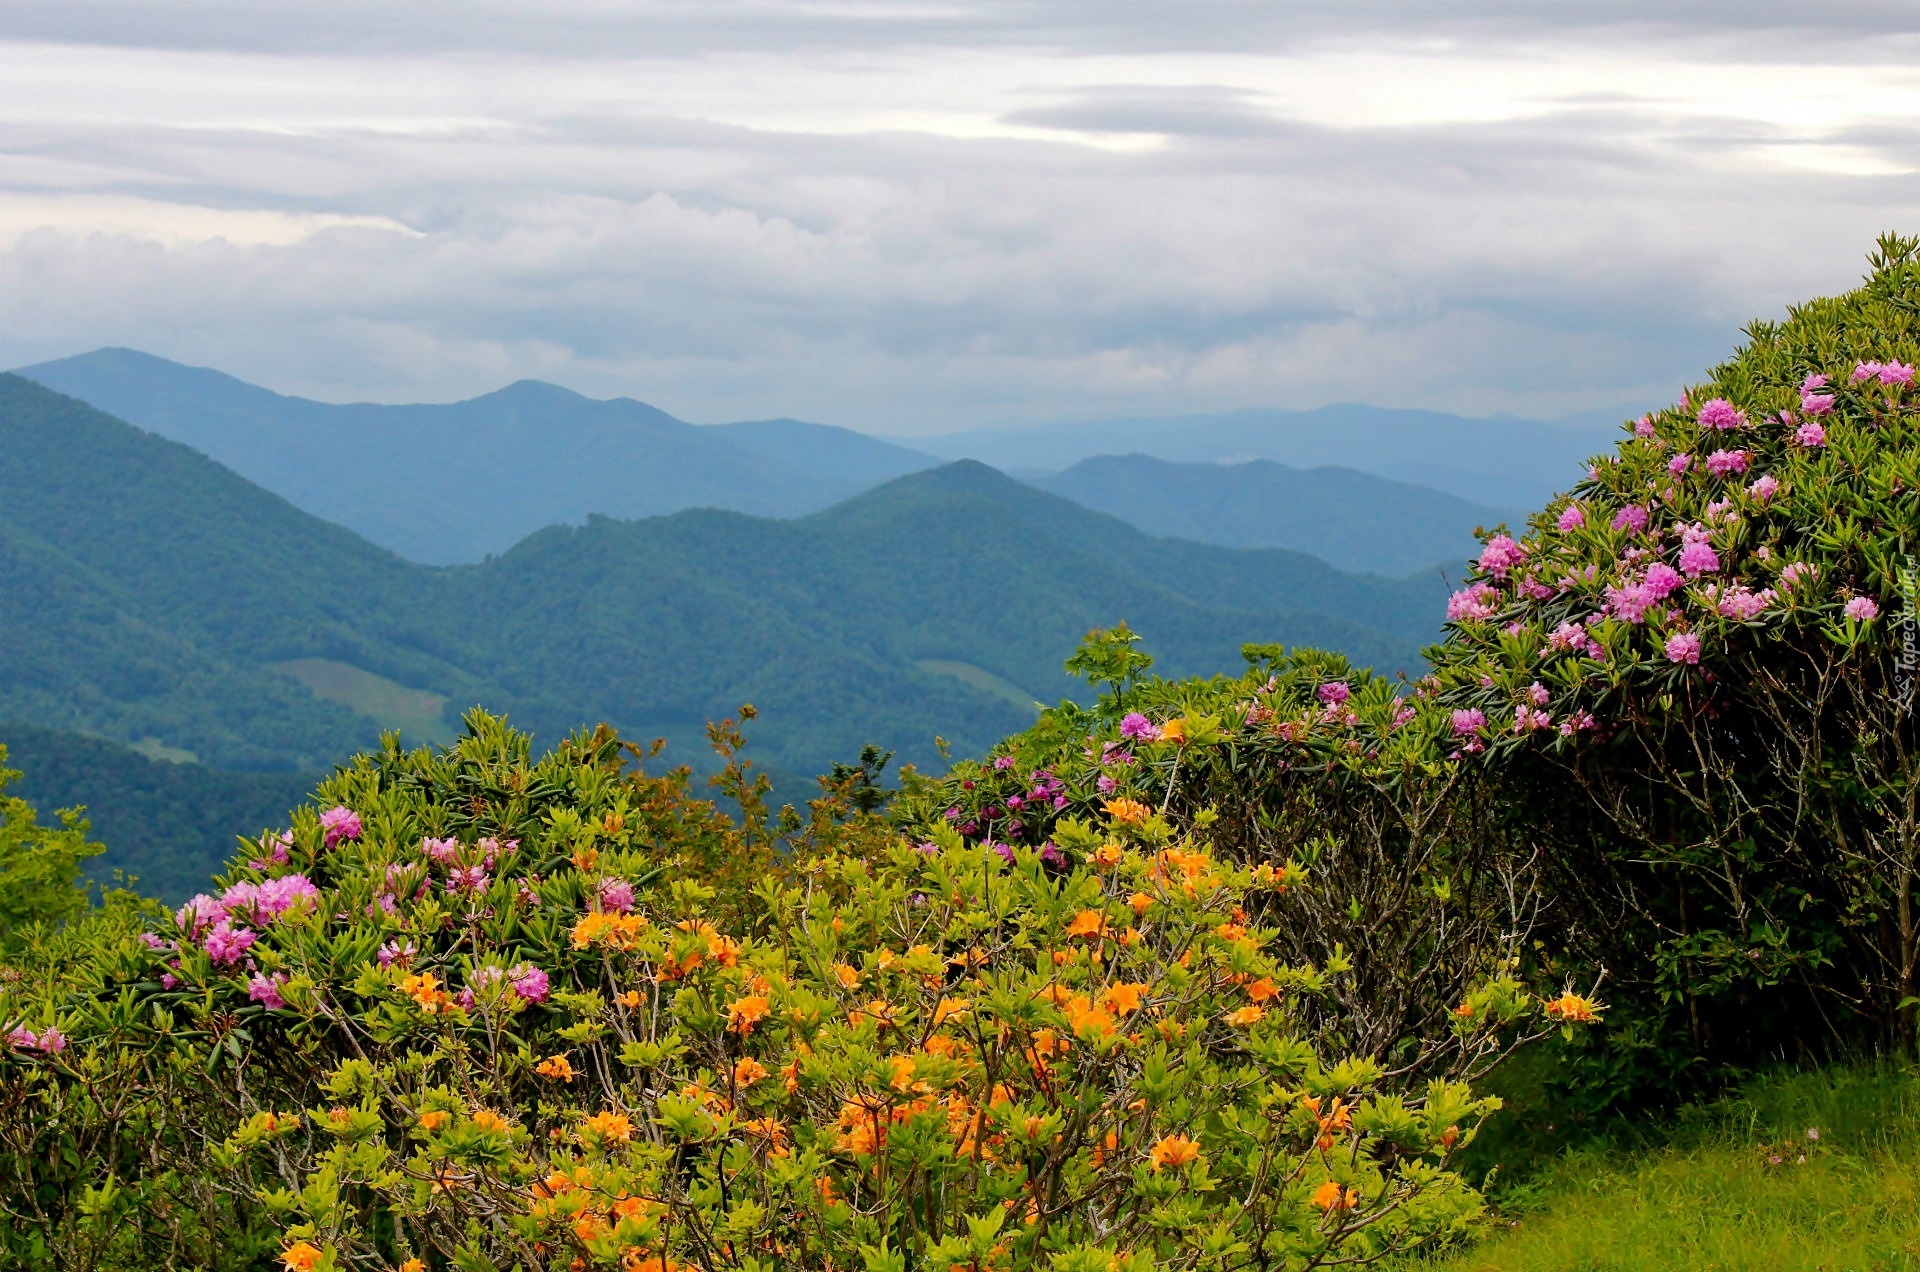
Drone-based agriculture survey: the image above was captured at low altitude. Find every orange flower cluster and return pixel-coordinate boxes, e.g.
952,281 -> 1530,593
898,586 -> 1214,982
1311,1181 -> 1359,1212
399,971 -> 457,1015
536,1053 -> 576,1081
1544,992 -> 1601,1023
571,910 -> 649,951
1149,1134 -> 1201,1171
1103,797 -> 1152,825
1302,1096 -> 1353,1151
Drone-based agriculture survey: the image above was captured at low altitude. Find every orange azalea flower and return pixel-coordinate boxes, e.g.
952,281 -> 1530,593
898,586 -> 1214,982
1093,842 -> 1125,869
1225,1005 -> 1265,1027
1544,992 -> 1600,1023
417,1109 -> 449,1132
1159,718 -> 1188,744
817,1175 -> 840,1205
932,995 -> 971,1025
616,990 -> 644,1009
1311,1180 -> 1359,1211
400,1260 -> 426,1272
536,1054 -> 576,1082
1245,978 -> 1280,1003
1065,910 -> 1107,940
708,935 -> 742,968
853,998 -> 899,1030
470,1109 -> 510,1135
728,995 -> 771,1035
1103,797 -> 1152,825
281,1241 -> 323,1272
573,1214 -> 608,1243
832,963 -> 862,989
1128,891 -> 1155,916
1068,1004 -> 1117,1039
781,1058 -> 802,1094
1453,1001 -> 1475,1018
582,1110 -> 633,1143
1149,1134 -> 1201,1171
1100,982 -> 1147,1015
732,1056 -> 770,1087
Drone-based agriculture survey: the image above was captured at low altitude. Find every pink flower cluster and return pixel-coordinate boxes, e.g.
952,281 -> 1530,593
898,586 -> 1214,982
1478,535 -> 1526,581
1704,449 -> 1749,478
1714,584 -> 1776,621
1696,398 -> 1747,430
1119,713 -> 1162,742
1800,374 -> 1834,418
6,1026 -> 66,1054
1664,632 -> 1702,665
1846,595 -> 1881,622
1447,582 -> 1501,622
597,877 -> 636,913
1851,360 -> 1915,387
319,806 -> 362,848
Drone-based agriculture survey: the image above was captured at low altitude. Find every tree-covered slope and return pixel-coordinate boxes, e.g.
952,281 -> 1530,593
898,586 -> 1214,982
0,723 -> 313,902
1037,453 -> 1509,574
16,348 -> 937,564
0,373 -> 1451,786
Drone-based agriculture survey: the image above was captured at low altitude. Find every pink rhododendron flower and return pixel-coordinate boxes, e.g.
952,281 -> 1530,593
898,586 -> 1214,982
1678,539 -> 1720,577
1119,713 -> 1161,742
1478,535 -> 1525,580
377,939 -> 416,969
1557,502 -> 1586,532
1846,595 -> 1881,622
1519,578 -> 1555,600
597,877 -> 636,914
1642,563 -> 1684,600
1549,621 -> 1596,656
1780,561 -> 1818,589
319,806 -> 362,847
510,964 -> 551,1003
220,874 -> 319,926
1705,449 -> 1749,477
1665,632 -> 1702,664
1559,709 -> 1596,736
248,973 -> 287,1010
1446,583 -> 1501,622
175,894 -> 225,937
1852,361 -> 1883,384
1316,681 -> 1351,706
1794,421 -> 1828,446
422,836 -> 460,865
202,921 -> 256,967
7,1027 -> 37,1050
1450,708 -> 1486,737
1799,390 -> 1834,417
1717,586 -> 1776,621
447,865 -> 489,895
1881,361 -> 1916,387
1526,682 -> 1551,707
991,755 -> 1016,771
1391,702 -> 1417,729
1801,373 -> 1829,392
1696,398 -> 1745,430
1634,415 -> 1658,438
1514,705 -> 1551,733
1668,453 -> 1692,477
1748,474 -> 1780,502
33,1028 -> 65,1054
248,831 -> 292,870
1611,504 -> 1650,534
1605,582 -> 1657,624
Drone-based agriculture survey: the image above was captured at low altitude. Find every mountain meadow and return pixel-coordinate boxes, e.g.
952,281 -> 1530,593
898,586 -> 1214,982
3,238 -> 1920,1270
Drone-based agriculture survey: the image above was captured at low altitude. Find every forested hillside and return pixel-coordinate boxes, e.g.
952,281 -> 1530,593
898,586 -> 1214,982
17,348 -> 937,563
0,374 -> 1451,784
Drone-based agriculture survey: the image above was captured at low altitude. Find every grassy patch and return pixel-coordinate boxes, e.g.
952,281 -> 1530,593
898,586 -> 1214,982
1401,1063 -> 1920,1271
271,658 -> 453,745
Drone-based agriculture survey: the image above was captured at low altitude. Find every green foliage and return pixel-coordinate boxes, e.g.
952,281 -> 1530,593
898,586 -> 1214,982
0,744 -> 102,951
0,712 -> 1588,1270
1428,233 -> 1920,1062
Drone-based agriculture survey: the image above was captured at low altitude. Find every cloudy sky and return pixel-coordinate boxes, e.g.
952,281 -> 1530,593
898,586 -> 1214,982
2,2 -> 1918,432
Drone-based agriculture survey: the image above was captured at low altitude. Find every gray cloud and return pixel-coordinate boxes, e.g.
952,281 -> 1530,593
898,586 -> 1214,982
0,4 -> 1918,431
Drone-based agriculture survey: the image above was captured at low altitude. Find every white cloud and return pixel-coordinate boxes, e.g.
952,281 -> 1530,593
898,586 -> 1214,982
0,5 -> 1918,428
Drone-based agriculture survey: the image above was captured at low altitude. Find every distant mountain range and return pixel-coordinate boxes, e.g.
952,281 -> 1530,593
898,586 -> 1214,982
908,403 -> 1629,508
15,349 -> 1605,573
1037,455 -> 1512,577
17,348 -> 939,565
0,374 -> 1453,788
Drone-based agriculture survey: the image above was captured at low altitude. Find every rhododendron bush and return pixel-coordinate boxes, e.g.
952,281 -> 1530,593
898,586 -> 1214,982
1430,234 -> 1920,1053
0,711 -> 1588,1271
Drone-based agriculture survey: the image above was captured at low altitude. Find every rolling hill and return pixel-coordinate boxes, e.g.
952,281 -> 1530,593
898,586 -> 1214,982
911,403 -> 1629,508
0,373 -> 1454,787
1036,454 -> 1513,575
15,348 -> 939,565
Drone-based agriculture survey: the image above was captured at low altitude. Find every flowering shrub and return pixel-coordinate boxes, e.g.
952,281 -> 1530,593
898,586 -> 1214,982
1429,234 -> 1920,1051
0,699 -> 1598,1270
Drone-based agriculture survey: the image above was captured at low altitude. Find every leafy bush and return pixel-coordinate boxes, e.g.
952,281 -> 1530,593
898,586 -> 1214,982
0,708 -> 1591,1271
1430,234 -> 1920,1059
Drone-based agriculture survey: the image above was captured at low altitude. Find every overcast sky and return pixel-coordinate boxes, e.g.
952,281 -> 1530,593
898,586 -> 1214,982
2,2 -> 1918,432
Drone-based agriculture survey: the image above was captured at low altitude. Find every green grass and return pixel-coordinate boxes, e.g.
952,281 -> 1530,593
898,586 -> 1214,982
1401,1062 -> 1920,1271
